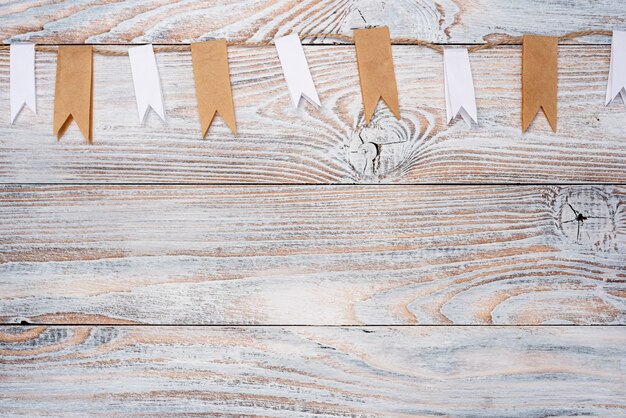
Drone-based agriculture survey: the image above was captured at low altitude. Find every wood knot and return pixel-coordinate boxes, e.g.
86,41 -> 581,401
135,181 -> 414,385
348,133 -> 377,176
348,110 -> 421,180
556,187 -> 618,252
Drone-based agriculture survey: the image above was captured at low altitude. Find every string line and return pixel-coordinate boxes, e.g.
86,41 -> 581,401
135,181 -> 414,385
0,29 -> 614,55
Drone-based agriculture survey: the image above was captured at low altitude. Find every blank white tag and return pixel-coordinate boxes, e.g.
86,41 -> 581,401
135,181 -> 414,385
444,48 -> 477,127
10,43 -> 36,123
606,30 -> 626,109
128,44 -> 166,124
275,34 -> 320,108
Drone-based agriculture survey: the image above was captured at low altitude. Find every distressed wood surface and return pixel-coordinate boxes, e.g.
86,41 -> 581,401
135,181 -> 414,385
2,2 -> 626,415
0,0 -> 625,44
2,184 -> 624,325
1,326 -> 625,417
2,46 -> 626,183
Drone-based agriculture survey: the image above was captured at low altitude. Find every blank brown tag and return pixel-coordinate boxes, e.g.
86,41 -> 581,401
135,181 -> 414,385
53,45 -> 93,142
354,27 -> 400,124
191,40 -> 237,137
522,35 -> 558,132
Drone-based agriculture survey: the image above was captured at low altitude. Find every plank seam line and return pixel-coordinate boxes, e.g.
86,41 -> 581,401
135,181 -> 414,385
0,43 -> 612,47
2,182 -> 625,187
3,323 -> 625,327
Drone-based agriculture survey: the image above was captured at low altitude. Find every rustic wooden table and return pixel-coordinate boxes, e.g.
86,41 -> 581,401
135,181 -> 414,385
1,1 -> 625,416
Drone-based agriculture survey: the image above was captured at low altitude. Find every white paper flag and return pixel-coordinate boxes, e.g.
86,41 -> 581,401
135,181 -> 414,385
10,43 -> 36,123
275,34 -> 320,108
128,44 -> 165,124
606,30 -> 626,109
443,48 -> 477,127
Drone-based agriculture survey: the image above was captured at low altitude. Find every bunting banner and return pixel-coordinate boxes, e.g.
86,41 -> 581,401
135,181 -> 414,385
606,30 -> 626,110
522,35 -> 558,133
53,45 -> 93,142
6,27 -> 626,142
191,40 -> 237,137
353,27 -> 400,124
443,48 -> 477,127
9,43 -> 36,124
275,34 -> 320,108
128,44 -> 165,124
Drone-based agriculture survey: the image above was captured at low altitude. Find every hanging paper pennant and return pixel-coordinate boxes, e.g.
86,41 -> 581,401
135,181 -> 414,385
191,40 -> 237,137
53,45 -> 93,142
275,34 -> 320,108
606,30 -> 626,109
10,43 -> 37,123
128,44 -> 165,124
522,35 -> 558,132
353,27 -> 400,124
443,48 -> 477,127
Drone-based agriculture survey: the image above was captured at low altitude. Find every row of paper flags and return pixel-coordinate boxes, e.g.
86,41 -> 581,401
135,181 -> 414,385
8,27 -> 626,142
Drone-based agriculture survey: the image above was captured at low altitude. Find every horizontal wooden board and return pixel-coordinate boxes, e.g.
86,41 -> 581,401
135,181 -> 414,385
1,325 -> 624,416
0,0 -> 624,44
1,184 -> 625,325
1,45 -> 626,183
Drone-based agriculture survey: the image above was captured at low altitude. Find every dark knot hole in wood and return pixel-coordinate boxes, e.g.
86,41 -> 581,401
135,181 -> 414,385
557,187 -> 618,251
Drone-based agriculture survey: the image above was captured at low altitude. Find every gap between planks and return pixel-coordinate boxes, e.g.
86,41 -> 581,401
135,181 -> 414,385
0,43 -> 615,47
0,181 -> 626,188
5,323 -> 626,327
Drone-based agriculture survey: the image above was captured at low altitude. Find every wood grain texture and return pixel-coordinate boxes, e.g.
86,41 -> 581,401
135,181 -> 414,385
2,45 -> 626,183
0,0 -> 624,44
1,325 -> 625,416
2,2 -> 625,416
1,184 -> 624,325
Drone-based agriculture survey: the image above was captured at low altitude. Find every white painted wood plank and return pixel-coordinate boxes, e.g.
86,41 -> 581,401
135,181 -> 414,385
1,185 -> 624,325
1,46 -> 626,183
1,3 -> 625,416
1,325 -> 624,416
0,0 -> 624,44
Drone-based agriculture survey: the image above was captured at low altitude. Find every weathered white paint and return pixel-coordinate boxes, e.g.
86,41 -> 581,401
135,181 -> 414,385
0,0 -> 624,44
1,2 -> 625,415
1,46 -> 626,183
1,326 -> 624,416
1,185 -> 624,325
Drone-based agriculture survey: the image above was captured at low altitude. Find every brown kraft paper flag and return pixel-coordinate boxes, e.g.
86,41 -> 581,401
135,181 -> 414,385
53,45 -> 93,142
191,40 -> 237,137
522,35 -> 558,132
353,27 -> 400,124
